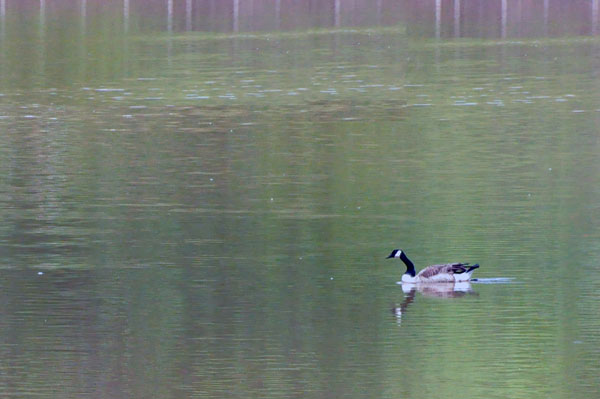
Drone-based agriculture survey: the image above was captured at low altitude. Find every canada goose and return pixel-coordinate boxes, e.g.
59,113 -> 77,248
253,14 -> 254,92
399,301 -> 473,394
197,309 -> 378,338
387,249 -> 479,283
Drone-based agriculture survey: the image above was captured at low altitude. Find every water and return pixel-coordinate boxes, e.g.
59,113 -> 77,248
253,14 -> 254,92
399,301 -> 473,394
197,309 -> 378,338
1,1 -> 600,398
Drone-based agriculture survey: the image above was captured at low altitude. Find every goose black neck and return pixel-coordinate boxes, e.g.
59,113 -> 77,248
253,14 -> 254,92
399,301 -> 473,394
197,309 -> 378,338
400,252 -> 416,277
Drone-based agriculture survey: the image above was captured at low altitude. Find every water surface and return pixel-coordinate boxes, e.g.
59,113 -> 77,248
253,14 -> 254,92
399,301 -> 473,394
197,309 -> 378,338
1,2 -> 600,398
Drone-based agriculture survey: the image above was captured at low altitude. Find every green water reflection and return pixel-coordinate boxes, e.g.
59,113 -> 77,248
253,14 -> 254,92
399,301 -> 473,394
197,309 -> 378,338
1,3 -> 600,399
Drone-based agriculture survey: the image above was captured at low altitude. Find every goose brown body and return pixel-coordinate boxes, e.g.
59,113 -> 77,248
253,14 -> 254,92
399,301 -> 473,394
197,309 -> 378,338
412,263 -> 474,282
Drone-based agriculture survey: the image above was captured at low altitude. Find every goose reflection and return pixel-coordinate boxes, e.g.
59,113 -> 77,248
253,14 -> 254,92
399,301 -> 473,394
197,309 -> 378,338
392,281 -> 477,324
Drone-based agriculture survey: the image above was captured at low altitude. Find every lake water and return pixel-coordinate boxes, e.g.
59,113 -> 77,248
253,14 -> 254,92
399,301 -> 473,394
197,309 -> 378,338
1,1 -> 599,398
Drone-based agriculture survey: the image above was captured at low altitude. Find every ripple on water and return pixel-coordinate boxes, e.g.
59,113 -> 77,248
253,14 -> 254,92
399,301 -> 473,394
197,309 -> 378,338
471,277 -> 516,284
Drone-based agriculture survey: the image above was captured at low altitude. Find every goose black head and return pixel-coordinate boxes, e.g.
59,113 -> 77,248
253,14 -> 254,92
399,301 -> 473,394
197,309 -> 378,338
386,249 -> 403,259
386,249 -> 416,276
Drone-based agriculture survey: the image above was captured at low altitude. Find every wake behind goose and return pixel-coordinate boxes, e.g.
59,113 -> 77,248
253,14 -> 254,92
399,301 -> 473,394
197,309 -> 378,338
471,277 -> 515,284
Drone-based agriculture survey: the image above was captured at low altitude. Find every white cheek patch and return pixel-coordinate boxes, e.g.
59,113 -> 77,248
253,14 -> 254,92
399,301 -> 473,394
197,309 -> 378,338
395,250 -> 402,258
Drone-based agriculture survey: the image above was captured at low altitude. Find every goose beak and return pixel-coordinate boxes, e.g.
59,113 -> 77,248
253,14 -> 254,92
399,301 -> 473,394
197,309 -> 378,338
386,254 -> 394,259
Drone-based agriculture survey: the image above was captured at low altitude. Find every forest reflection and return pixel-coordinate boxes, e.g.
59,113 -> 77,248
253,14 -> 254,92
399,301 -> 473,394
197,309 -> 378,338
3,0 -> 599,38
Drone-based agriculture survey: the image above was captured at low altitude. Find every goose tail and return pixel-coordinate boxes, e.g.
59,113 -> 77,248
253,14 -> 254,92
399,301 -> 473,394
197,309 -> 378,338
466,264 -> 480,273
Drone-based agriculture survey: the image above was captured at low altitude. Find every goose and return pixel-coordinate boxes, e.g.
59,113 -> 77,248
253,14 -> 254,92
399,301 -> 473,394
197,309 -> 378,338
387,249 -> 479,283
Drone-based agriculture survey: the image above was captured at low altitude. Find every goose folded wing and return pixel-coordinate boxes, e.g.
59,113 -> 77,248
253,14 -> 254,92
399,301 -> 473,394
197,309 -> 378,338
418,263 -> 471,278
449,263 -> 470,274
420,263 -> 466,275
418,264 -> 449,278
